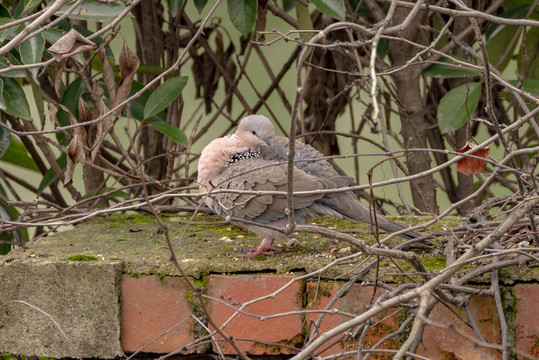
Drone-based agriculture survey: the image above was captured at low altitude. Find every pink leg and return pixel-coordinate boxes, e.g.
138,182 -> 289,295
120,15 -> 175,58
236,237 -> 281,258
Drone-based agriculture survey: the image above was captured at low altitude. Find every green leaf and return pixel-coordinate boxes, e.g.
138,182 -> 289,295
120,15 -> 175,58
83,187 -> 129,200
518,26 -> 539,80
19,32 -> 45,78
56,0 -> 126,22
423,59 -> 481,79
0,77 -> 4,110
143,76 -> 188,119
58,77 -> 85,125
56,77 -> 85,146
14,0 -> 41,18
37,153 -> 67,195
145,119 -> 188,145
0,202 -> 13,254
295,0 -> 313,41
282,0 -> 294,12
348,0 -> 371,15
0,181 -> 29,252
43,28 -> 64,44
310,0 -> 345,21
194,0 -> 209,13
129,80 -> 187,144
0,134 -> 39,172
485,6 -> 529,73
377,38 -> 389,58
0,124 -> 10,159
0,17 -> 16,43
0,77 -> 32,120
127,80 -> 166,123
168,0 -> 183,16
227,0 -> 257,37
0,4 -> 10,17
27,73 -> 45,123
486,25 -> 519,73
437,82 -> 481,134
0,53 -> 26,78
485,5 -> 529,39
508,79 -> 539,97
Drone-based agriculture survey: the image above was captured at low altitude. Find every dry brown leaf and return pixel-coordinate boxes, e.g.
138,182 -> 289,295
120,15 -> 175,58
115,41 -> 139,110
454,141 -> 490,176
78,97 -> 92,124
60,103 -> 89,185
65,127 -> 88,185
53,59 -> 67,96
48,103 -> 58,127
48,28 -> 95,62
90,83 -> 113,161
97,46 -> 117,103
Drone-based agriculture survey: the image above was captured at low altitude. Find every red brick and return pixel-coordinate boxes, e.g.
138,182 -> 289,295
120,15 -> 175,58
120,275 -> 195,353
515,284 -> 539,358
305,282 -> 399,359
207,274 -> 304,355
418,295 -> 501,359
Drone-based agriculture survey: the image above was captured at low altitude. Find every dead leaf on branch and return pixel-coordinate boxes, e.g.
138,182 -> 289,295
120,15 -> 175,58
116,40 -> 139,110
65,127 -> 88,185
90,83 -> 114,161
48,28 -> 95,62
53,59 -> 67,96
60,104 -> 89,185
454,141 -> 490,176
97,46 -> 117,104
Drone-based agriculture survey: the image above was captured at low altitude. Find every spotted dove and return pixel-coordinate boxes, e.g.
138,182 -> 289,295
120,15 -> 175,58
197,115 -> 431,258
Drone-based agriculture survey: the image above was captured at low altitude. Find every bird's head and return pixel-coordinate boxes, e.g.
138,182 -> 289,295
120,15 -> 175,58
236,115 -> 275,154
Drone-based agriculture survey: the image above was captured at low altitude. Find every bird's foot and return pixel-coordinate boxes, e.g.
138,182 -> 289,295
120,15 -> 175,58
236,237 -> 281,258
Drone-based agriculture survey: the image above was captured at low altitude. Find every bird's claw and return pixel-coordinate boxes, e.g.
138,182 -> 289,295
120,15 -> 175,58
235,240 -> 282,258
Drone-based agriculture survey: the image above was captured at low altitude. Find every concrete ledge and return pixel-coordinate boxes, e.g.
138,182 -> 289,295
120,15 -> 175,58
0,259 -> 122,358
1,215 -> 538,359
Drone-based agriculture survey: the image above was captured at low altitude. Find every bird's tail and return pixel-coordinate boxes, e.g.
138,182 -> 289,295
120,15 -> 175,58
320,193 -> 435,248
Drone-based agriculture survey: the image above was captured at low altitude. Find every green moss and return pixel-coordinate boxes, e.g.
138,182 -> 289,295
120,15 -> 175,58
184,275 -> 211,352
97,214 -> 138,223
157,273 -> 166,281
396,308 -> 412,345
63,254 -> 100,261
500,286 -> 517,350
193,276 -> 209,289
13,213 -> 465,283
423,255 -> 446,270
185,276 -> 209,305
131,215 -> 156,224
305,282 -> 333,308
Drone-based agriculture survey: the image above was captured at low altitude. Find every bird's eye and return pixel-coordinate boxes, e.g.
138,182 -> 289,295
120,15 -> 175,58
251,130 -> 256,135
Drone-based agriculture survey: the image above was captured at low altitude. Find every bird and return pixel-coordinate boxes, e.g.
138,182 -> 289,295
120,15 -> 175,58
197,115 -> 432,258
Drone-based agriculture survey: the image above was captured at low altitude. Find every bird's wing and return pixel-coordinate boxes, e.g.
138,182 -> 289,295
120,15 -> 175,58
268,136 -> 340,177
212,158 -> 329,224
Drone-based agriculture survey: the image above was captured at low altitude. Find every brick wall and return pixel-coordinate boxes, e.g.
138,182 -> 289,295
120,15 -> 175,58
121,274 -> 539,359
